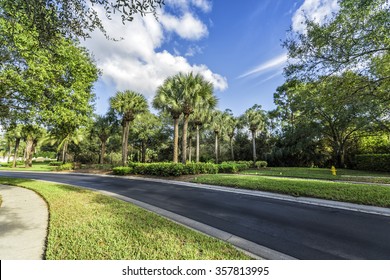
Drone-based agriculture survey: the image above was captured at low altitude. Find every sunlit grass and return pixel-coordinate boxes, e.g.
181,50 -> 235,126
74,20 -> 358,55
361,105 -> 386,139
0,162 -> 57,172
0,177 -> 249,260
240,167 -> 390,184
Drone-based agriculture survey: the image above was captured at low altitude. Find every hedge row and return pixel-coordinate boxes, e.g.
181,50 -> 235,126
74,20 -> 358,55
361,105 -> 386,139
113,162 -> 256,177
113,162 -> 218,177
355,154 -> 390,172
222,160 -> 268,169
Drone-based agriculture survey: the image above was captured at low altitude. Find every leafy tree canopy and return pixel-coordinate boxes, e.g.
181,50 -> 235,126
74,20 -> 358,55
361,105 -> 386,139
0,0 -> 165,44
284,0 -> 389,81
0,14 -> 99,129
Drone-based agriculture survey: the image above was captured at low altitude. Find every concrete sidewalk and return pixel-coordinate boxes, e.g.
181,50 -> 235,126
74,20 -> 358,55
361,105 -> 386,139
0,185 -> 48,260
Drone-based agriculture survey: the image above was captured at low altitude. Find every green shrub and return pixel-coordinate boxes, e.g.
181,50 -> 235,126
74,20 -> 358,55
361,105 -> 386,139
355,154 -> 390,172
49,161 -> 63,166
111,162 -> 219,177
218,163 -> 238,173
255,161 -> 268,169
183,162 -> 218,175
56,163 -> 74,171
113,166 -> 133,175
222,161 -> 253,169
218,163 -> 249,173
0,162 -> 13,168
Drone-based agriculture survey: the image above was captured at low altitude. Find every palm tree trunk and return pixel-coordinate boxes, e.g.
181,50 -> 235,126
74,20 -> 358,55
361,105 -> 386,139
100,141 -> 106,164
215,132 -> 219,164
188,136 -> 192,162
230,136 -> 234,161
252,130 -> 257,163
141,140 -> 146,163
173,117 -> 179,163
182,114 -> 189,164
196,125 -> 200,163
25,137 -> 34,168
12,138 -> 20,168
62,139 -> 68,164
122,121 -> 130,166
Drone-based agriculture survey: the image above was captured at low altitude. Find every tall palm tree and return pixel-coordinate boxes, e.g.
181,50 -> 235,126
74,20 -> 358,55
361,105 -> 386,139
153,76 -> 182,163
177,73 -> 215,164
241,104 -> 266,162
224,109 -> 239,161
6,125 -> 23,167
210,110 -> 229,164
191,96 -> 217,162
90,113 -> 117,164
154,72 -> 215,163
22,124 -> 45,167
110,90 -> 148,166
131,112 -> 161,163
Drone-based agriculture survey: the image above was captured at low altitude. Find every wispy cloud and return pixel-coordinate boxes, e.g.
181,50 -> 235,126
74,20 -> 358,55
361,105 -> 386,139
254,70 -> 283,86
237,53 -> 287,79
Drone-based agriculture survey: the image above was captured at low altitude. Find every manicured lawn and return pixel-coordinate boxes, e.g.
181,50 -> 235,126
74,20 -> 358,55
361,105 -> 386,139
0,162 -> 57,172
191,174 -> 390,208
0,177 -> 249,260
240,167 -> 390,184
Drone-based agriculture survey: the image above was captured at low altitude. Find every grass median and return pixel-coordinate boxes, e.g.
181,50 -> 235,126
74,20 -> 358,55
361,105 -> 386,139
191,174 -> 390,208
240,167 -> 390,184
0,177 -> 249,260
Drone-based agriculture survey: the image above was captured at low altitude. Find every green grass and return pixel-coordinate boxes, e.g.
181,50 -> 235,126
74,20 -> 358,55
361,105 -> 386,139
0,162 -> 57,172
0,177 -> 249,260
240,167 -> 390,184
191,174 -> 390,208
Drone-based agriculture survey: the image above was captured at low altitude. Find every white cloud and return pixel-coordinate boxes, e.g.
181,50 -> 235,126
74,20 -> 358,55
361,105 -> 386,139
165,0 -> 212,13
237,53 -> 287,79
191,0 -> 212,13
82,6 -> 227,105
160,12 -> 208,40
292,0 -> 339,33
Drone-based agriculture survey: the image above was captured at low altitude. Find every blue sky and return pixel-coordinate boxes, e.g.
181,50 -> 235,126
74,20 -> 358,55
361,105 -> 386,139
84,0 -> 339,116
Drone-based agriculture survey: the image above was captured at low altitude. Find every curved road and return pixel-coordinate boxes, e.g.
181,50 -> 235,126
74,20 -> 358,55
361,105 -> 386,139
1,171 -> 390,260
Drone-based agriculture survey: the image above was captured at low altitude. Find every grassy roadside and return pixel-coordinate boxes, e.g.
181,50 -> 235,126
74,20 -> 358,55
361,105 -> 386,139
0,163 -> 57,172
191,174 -> 390,208
240,167 -> 390,184
0,177 -> 249,260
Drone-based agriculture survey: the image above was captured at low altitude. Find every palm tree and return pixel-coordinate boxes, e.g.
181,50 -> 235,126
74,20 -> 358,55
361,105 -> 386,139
241,104 -> 266,163
191,97 -> 217,162
153,76 -> 182,163
90,113 -> 117,164
210,110 -> 229,164
110,90 -> 148,166
131,112 -> 161,163
7,125 -> 23,167
154,72 -> 216,164
22,124 -> 45,167
178,73 -> 215,164
224,109 -> 239,161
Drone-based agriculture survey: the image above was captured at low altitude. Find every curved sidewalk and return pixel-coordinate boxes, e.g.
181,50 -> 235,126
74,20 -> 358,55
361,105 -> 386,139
0,185 -> 48,260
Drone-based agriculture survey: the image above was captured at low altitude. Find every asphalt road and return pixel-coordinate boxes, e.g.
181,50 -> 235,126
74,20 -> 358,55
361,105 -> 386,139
1,171 -> 390,260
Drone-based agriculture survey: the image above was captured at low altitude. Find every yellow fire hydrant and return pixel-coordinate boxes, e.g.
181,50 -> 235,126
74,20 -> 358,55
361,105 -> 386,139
331,166 -> 337,176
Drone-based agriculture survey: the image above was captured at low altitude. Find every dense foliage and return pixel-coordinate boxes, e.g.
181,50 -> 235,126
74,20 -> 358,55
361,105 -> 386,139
355,154 -> 390,172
